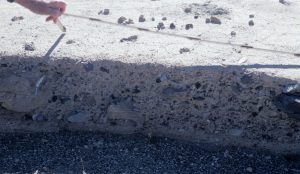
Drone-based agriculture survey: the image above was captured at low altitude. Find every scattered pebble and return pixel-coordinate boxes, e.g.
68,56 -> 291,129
83,62 -> 94,72
120,35 -> 138,42
223,150 -> 232,158
156,73 -> 167,83
275,94 -> 300,120
11,16 -> 24,22
32,113 -> 46,121
283,84 -> 300,94
35,75 -> 46,95
66,40 -> 75,44
265,156 -> 272,160
246,167 -> 253,173
249,14 -> 254,18
125,19 -> 134,24
185,24 -> 194,30
229,129 -> 243,136
157,22 -> 165,30
211,8 -> 229,16
240,75 -> 253,84
102,9 -> 110,15
238,57 -> 247,64
67,112 -> 91,123
184,8 -> 192,13
231,31 -> 236,37
24,42 -> 35,51
139,15 -> 146,22
248,20 -> 254,26
279,0 -> 291,5
151,17 -> 155,21
179,48 -> 190,54
210,16 -> 221,24
162,17 -> 167,21
169,23 -> 176,29
100,67 -> 110,73
118,16 -> 127,24
194,16 -> 199,19
205,18 -> 211,23
163,87 -> 187,96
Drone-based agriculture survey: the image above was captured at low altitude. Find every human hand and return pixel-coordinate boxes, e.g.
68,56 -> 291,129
15,0 -> 66,23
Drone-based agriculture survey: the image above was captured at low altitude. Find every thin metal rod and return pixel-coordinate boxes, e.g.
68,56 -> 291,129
63,13 -> 300,57
56,19 -> 66,32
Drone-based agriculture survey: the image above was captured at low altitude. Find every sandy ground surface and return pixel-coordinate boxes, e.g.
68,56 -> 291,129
1,0 -> 300,80
0,132 -> 300,174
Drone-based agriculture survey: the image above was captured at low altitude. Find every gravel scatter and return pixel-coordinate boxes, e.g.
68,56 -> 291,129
11,16 -> 24,22
0,132 -> 298,174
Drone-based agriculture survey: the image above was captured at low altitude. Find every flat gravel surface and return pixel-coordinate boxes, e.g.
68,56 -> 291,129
0,132 -> 299,174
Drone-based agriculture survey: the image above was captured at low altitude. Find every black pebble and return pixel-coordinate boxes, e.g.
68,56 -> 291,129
170,23 -> 176,29
210,16 -> 221,24
249,20 -> 254,26
205,18 -> 211,23
157,22 -> 165,30
103,9 -> 110,15
118,16 -> 127,24
83,62 -> 94,72
231,31 -> 236,36
185,24 -> 193,30
139,15 -> 146,22
184,8 -> 192,13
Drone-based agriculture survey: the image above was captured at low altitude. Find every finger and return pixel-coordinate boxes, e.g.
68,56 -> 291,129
46,16 -> 58,23
53,18 -> 58,24
46,16 -> 54,22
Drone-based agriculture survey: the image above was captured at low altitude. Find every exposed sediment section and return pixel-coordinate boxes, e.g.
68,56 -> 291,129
0,56 -> 299,153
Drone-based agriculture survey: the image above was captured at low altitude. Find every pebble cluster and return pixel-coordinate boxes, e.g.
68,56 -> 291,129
95,3 -> 261,54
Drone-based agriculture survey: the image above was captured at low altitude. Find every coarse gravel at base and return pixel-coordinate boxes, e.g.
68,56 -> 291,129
0,132 -> 299,174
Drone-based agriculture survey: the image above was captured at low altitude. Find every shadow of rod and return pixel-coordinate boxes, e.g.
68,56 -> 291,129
44,33 -> 66,60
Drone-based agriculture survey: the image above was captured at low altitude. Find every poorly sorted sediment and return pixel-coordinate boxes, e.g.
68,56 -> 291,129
0,56 -> 299,154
